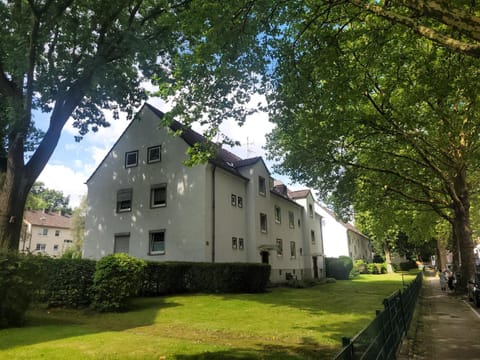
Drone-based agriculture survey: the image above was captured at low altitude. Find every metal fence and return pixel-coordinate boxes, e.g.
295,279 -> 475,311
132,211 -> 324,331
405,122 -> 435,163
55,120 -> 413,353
334,272 -> 423,360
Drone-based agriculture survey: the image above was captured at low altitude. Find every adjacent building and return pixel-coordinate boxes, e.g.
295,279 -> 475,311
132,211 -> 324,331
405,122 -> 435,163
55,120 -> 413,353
315,203 -> 372,262
20,210 -> 73,257
83,103 -> 325,282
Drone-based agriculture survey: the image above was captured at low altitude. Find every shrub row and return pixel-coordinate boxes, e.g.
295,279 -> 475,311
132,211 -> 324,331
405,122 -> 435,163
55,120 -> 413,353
1,253 -> 271,327
141,261 -> 271,295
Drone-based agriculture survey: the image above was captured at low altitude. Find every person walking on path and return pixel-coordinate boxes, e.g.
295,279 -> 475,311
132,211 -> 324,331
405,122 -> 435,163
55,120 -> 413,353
398,274 -> 480,359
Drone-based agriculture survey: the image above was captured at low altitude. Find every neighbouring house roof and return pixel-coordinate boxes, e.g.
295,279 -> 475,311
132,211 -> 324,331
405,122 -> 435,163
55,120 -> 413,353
24,210 -> 72,229
288,189 -> 311,199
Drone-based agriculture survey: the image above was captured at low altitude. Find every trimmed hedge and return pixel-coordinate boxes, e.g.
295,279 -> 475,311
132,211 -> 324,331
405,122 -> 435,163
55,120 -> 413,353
326,256 -> 353,280
37,257 -> 96,308
141,262 -> 271,295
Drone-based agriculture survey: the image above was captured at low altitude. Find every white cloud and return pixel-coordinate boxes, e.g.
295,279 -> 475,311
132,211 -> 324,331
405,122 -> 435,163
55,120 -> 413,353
37,164 -> 87,208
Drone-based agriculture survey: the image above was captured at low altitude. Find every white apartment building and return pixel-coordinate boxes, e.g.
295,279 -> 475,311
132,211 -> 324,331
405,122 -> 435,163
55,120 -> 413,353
83,103 -> 325,282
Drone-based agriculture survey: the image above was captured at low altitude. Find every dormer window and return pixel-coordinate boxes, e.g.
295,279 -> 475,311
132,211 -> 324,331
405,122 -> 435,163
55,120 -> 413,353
125,150 -> 138,168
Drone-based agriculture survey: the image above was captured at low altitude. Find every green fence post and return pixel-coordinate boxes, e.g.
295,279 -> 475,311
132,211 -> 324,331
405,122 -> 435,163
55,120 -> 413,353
342,337 -> 352,360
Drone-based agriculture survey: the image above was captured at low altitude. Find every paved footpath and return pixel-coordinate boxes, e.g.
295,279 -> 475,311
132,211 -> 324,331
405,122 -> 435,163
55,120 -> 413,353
398,273 -> 480,359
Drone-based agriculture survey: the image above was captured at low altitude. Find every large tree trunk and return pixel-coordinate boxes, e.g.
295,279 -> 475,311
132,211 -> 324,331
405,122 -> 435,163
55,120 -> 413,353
452,173 -> 476,290
0,135 -> 33,251
383,242 -> 394,273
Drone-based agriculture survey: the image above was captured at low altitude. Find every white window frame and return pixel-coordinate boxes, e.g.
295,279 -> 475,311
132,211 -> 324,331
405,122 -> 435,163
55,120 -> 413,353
258,176 -> 266,196
274,205 -> 281,223
149,230 -> 166,255
125,150 -> 138,168
276,238 -> 283,256
290,241 -> 296,259
150,184 -> 167,208
147,145 -> 161,164
117,188 -> 133,213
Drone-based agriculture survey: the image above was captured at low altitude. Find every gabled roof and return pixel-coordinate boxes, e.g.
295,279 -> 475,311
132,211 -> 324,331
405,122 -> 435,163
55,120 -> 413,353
87,103 -> 249,183
288,189 -> 311,200
24,210 -> 72,229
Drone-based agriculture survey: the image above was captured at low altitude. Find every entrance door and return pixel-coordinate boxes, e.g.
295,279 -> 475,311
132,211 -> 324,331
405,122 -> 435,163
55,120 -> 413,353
312,256 -> 318,279
261,251 -> 269,264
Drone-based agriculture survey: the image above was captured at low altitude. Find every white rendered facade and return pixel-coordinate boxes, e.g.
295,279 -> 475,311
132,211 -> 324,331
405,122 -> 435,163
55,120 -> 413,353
315,203 -> 372,262
84,103 -> 325,282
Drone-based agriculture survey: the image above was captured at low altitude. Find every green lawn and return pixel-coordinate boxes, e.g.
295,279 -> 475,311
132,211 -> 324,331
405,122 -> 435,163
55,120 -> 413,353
0,273 -> 416,360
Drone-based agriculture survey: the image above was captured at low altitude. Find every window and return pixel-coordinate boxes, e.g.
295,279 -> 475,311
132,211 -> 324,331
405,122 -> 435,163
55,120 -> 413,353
276,239 -> 283,256
258,176 -> 266,196
260,213 -> 267,233
274,206 -> 281,223
311,230 -> 316,244
117,188 -> 133,213
288,211 -> 295,229
149,230 -> 165,255
35,243 -> 46,251
232,237 -> 237,249
114,233 -> 130,254
55,230 -> 60,236
239,238 -> 244,250
290,241 -> 296,258
309,203 -> 314,217
147,145 -> 161,163
42,228 -> 48,236
238,196 -> 243,208
53,244 -> 59,251
151,184 -> 167,208
125,150 -> 138,168
231,194 -> 237,207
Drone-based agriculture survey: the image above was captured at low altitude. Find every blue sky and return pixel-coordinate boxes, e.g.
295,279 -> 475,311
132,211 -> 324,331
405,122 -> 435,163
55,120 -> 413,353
35,95 -> 301,208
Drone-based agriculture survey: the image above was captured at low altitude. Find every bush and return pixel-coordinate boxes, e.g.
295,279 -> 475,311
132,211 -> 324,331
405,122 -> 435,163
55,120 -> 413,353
354,259 -> 367,274
92,254 -> 146,312
0,251 -> 45,328
38,258 -> 96,308
141,262 -> 270,295
326,256 -> 353,280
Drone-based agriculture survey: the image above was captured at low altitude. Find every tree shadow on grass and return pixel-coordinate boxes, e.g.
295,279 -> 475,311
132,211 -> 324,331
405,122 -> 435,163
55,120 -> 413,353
173,337 -> 337,360
0,296 -> 180,351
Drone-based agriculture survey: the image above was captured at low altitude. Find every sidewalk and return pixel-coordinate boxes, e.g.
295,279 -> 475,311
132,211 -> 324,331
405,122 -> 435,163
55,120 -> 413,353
398,272 -> 480,359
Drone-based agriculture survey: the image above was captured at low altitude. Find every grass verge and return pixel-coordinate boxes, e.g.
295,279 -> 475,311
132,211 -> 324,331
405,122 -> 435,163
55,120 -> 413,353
0,273 -> 416,359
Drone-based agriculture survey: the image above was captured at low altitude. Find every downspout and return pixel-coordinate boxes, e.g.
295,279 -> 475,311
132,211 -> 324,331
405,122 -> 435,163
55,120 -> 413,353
212,165 -> 216,263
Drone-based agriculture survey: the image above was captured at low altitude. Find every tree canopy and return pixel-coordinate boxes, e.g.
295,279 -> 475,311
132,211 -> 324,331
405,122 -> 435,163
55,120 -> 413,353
0,0 -> 271,250
265,2 -> 480,283
25,181 -> 72,214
